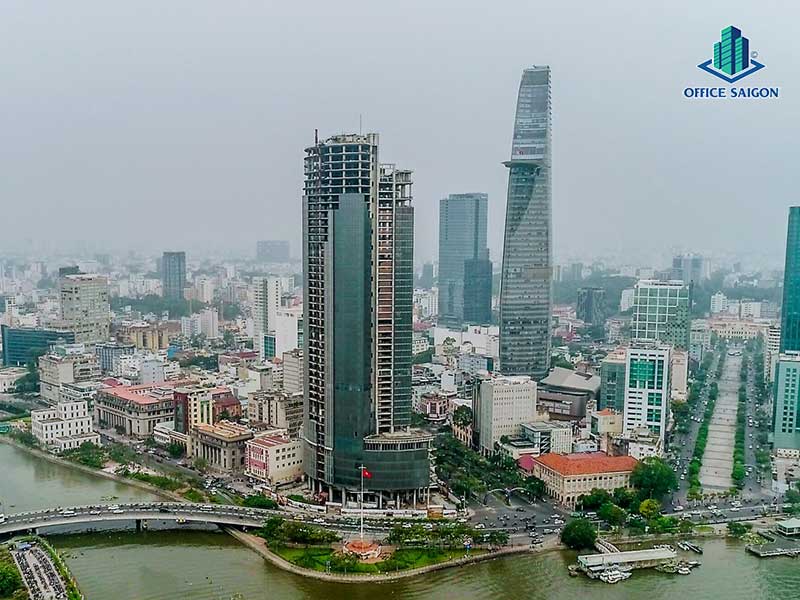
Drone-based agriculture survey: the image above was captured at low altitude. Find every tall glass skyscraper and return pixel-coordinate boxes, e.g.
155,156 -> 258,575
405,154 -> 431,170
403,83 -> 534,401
437,193 -> 492,326
499,66 -> 552,380
161,251 -> 186,301
780,207 -> 800,352
302,133 -> 430,505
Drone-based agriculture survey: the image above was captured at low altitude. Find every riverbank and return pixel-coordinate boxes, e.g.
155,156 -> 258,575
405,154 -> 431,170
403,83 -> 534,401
226,528 -> 556,583
0,436 -> 180,502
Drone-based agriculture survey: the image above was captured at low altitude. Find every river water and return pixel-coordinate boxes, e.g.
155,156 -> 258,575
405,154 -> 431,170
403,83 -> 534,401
3,443 -> 800,600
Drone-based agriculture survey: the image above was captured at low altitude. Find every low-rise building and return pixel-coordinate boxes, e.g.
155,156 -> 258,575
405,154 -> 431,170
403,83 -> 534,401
94,381 -> 188,438
416,389 -> 454,424
519,421 -> 573,455
245,434 -> 304,486
31,399 -> 99,452
189,421 -> 253,473
537,367 -> 600,421
520,452 -> 638,508
248,390 -> 303,437
38,343 -> 101,404
0,366 -> 27,393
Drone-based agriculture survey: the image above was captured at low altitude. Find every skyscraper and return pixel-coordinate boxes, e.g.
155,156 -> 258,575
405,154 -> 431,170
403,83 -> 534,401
713,25 -> 749,76
499,66 -> 552,380
302,133 -> 430,505
162,251 -> 186,301
437,193 -> 492,326
772,352 -> 800,451
576,287 -> 607,326
57,274 -> 110,344
631,279 -> 691,349
623,344 -> 671,443
252,277 -> 282,361
780,207 -> 800,352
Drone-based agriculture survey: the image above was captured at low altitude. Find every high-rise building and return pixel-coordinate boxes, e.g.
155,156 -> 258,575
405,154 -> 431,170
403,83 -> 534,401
256,240 -> 290,263
1,325 -> 75,367
253,277 -> 282,361
772,352 -> 800,451
780,207 -> 800,352
58,274 -> 110,344
623,344 -> 671,443
631,279 -> 691,349
418,262 -> 434,290
162,251 -> 186,301
599,347 -> 627,412
302,133 -> 431,504
765,325 -> 781,384
437,193 -> 492,326
95,340 -> 135,374
476,375 -> 537,456
499,66 -> 552,380
576,287 -> 607,326
710,291 -> 728,314
672,253 -> 707,284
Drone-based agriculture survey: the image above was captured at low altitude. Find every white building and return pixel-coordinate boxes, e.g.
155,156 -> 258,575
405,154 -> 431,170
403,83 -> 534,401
476,375 -> 537,456
274,307 -> 301,356
245,434 -> 304,486
0,367 -> 27,393
740,300 -> 762,319
623,345 -> 671,444
670,349 -> 688,403
433,324 -> 499,358
252,277 -> 282,361
519,421 -> 573,455
282,349 -> 304,394
765,324 -> 781,384
181,308 -> 219,339
690,319 -> 712,362
710,292 -> 728,314
619,288 -> 635,313
38,343 -> 101,404
31,399 -> 99,452
194,277 -> 215,303
57,274 -> 110,344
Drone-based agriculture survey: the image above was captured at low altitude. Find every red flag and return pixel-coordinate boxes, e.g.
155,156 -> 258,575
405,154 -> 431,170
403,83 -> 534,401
361,467 -> 372,479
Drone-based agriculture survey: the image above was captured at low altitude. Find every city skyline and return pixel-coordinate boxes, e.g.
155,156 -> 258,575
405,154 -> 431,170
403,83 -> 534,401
1,2 -> 796,267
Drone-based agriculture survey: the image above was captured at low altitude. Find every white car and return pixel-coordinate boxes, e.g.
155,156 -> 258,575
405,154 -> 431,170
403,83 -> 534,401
475,523 -> 485,529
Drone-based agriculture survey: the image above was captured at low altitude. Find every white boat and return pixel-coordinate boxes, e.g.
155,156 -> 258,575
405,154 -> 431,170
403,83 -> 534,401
598,568 -> 632,584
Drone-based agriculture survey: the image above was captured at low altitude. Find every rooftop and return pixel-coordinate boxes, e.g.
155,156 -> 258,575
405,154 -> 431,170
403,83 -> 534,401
594,408 -> 618,417
530,452 -> 638,476
194,420 -> 253,441
778,518 -> 800,529
540,367 -> 600,393
248,435 -> 294,449
100,380 -> 192,405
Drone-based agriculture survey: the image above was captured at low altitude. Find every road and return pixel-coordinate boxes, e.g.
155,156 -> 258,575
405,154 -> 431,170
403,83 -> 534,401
699,353 -> 740,490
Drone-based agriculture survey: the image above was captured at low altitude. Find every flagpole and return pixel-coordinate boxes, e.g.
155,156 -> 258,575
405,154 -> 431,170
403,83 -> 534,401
359,464 -> 365,541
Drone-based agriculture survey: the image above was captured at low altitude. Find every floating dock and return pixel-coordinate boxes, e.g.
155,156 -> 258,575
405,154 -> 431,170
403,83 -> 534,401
577,547 -> 678,575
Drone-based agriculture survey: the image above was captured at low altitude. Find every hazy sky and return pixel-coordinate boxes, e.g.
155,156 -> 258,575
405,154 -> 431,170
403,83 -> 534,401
2,1 -> 797,267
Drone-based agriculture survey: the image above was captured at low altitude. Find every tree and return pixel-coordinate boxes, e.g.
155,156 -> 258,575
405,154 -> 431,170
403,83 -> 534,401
612,487 -> 637,510
523,476 -> 547,501
560,519 -> 597,550
0,563 -> 22,597
193,457 -> 209,472
639,498 -> 662,521
167,442 -> 185,459
551,355 -> 574,370
598,502 -> 627,527
630,457 -> 676,499
243,494 -> 279,510
452,405 -> 473,428
727,521 -> 752,537
577,488 -> 611,511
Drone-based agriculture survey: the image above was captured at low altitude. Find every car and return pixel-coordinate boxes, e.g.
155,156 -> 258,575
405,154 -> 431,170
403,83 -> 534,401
89,510 -> 101,515
707,505 -> 718,510
674,505 -> 684,512
515,507 -> 526,512
112,509 -> 125,514
401,523 -> 413,529
475,523 -> 485,529
730,507 -> 740,512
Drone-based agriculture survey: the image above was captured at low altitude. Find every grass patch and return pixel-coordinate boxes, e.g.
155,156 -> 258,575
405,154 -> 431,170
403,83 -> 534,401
126,471 -> 183,491
182,488 -> 205,503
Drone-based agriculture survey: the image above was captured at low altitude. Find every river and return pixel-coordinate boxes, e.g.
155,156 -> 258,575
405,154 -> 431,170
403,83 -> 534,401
2,443 -> 800,599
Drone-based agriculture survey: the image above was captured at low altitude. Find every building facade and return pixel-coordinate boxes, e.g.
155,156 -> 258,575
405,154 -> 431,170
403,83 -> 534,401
499,66 -> 552,380
781,207 -> 800,352
773,352 -> 800,451
631,279 -> 691,349
190,421 -> 253,472
245,434 -> 303,486
576,287 -> 607,326
94,382 -> 183,438
599,347 -> 627,412
38,344 -> 101,404
476,375 -> 537,455
302,133 -> 431,503
58,274 -> 110,344
161,251 -> 186,301
437,193 -> 492,327
519,420 -> 572,454
252,277 -> 282,361
623,344 -> 671,443
31,399 -> 99,452
1,325 -> 75,367
248,389 -> 303,437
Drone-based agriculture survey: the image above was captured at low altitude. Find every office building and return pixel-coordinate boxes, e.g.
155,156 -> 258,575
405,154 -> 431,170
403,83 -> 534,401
536,367 -> 599,420
672,253 -> 707,284
256,240 -> 290,263
631,279 -> 691,349
1,325 -> 75,366
476,375 -> 537,455
765,325 -> 781,384
190,421 -> 253,473
419,262 -> 434,290
31,398 -> 99,452
248,389 -> 303,438
781,207 -> 800,352
623,344 -> 671,443
599,347 -> 627,412
773,352 -> 800,451
499,66 -> 552,380
519,421 -> 572,455
437,193 -> 492,326
576,287 -> 607,326
619,288 -> 635,313
282,348 -> 304,394
173,385 -> 237,434
302,133 -> 431,504
38,343 -> 101,404
710,292 -> 728,314
253,277 -> 282,361
690,319 -> 712,362
58,274 -> 110,344
161,251 -> 186,301
245,434 -> 304,486
95,340 -> 135,374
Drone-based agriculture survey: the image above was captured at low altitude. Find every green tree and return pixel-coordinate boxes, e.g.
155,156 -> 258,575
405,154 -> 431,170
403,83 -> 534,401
612,487 -> 637,510
598,502 -> 628,527
193,457 -> 209,472
243,494 -> 279,510
523,476 -> 547,501
0,563 -> 22,597
727,521 -> 752,537
630,457 -> 676,499
560,518 -> 597,550
452,405 -> 473,428
577,488 -> 611,511
639,498 -> 662,521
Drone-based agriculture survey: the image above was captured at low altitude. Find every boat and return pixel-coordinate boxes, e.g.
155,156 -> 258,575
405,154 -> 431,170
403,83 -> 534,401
676,541 -> 689,551
598,568 -> 632,584
677,566 -> 691,575
684,542 -> 703,554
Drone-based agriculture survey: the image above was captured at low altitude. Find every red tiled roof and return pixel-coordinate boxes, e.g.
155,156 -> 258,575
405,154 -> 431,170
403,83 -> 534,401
518,454 -> 537,473
528,452 -> 638,476
595,408 -> 617,416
